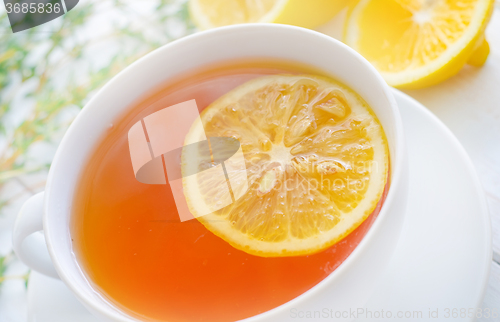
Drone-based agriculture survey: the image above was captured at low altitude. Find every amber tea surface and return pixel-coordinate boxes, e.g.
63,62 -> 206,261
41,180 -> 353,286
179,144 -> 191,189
72,60 -> 387,322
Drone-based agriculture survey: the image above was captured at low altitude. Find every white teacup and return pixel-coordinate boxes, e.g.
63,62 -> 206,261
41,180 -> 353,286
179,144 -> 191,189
13,24 -> 408,322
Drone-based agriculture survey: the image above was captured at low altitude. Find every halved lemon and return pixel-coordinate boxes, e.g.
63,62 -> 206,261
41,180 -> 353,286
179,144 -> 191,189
344,0 -> 495,89
182,75 -> 389,257
189,0 -> 349,30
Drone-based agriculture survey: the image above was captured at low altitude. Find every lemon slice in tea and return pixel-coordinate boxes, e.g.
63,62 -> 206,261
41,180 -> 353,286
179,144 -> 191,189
182,75 -> 389,257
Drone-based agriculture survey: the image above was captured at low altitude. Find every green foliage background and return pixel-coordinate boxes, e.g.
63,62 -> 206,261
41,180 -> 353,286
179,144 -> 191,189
0,0 -> 195,285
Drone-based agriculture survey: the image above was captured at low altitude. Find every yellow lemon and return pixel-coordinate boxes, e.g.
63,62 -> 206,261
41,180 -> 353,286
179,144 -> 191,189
182,75 -> 389,257
189,0 -> 350,30
344,0 -> 495,89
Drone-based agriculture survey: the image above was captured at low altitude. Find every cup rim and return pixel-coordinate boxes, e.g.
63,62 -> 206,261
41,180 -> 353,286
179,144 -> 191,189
43,23 -> 406,322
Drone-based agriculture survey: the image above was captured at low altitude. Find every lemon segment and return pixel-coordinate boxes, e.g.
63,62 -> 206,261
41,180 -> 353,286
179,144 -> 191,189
189,0 -> 350,30
182,75 -> 389,257
344,0 -> 494,89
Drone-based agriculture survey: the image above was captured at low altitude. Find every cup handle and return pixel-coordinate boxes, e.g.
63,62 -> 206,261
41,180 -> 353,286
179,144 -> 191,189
13,192 -> 60,279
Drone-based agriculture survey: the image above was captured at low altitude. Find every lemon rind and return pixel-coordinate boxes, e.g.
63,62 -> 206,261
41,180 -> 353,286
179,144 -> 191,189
188,0 -> 289,30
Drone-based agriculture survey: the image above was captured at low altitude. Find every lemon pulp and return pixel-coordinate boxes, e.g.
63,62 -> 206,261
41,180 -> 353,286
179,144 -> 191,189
182,75 -> 389,257
344,0 -> 494,88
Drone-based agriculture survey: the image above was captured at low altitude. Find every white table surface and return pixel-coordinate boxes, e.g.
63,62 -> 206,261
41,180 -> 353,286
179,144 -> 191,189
1,2 -> 500,322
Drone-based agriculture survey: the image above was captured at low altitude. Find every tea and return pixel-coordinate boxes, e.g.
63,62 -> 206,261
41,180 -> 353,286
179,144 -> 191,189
72,60 -> 388,322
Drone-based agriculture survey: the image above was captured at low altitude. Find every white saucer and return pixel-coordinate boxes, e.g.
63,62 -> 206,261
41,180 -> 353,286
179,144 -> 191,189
27,89 -> 491,322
